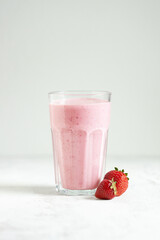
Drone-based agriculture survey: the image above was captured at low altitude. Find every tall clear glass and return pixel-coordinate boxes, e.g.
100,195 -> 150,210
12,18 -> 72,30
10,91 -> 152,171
48,91 -> 111,195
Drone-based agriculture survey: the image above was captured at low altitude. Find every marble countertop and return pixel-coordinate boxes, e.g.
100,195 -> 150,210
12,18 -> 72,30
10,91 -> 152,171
0,156 -> 160,240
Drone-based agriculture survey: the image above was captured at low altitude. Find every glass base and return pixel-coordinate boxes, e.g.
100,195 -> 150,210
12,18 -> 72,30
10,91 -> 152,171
56,185 -> 96,196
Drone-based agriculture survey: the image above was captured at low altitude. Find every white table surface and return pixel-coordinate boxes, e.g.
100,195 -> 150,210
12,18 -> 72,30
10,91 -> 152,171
0,156 -> 160,240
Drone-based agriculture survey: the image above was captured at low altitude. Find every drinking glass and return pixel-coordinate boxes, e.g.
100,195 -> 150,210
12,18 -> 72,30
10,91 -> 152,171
48,91 -> 111,195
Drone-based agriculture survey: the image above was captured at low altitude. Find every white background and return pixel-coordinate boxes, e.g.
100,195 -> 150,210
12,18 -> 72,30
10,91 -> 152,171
1,2 -> 160,240
0,0 -> 160,157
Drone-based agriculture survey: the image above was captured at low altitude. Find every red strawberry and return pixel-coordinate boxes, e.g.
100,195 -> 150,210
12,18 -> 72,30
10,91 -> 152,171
95,179 -> 117,200
104,167 -> 129,196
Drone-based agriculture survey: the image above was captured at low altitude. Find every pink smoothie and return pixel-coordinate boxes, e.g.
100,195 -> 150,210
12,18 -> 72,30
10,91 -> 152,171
49,98 -> 111,190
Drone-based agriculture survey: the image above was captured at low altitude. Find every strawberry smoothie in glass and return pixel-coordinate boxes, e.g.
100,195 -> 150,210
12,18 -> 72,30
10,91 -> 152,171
48,91 -> 111,195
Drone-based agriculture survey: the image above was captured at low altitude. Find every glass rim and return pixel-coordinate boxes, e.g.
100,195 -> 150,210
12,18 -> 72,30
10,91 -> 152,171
48,90 -> 112,97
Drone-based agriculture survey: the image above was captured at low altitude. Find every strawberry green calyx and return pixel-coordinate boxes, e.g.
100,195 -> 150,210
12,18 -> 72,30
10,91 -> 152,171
114,167 -> 129,181
109,178 -> 117,195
